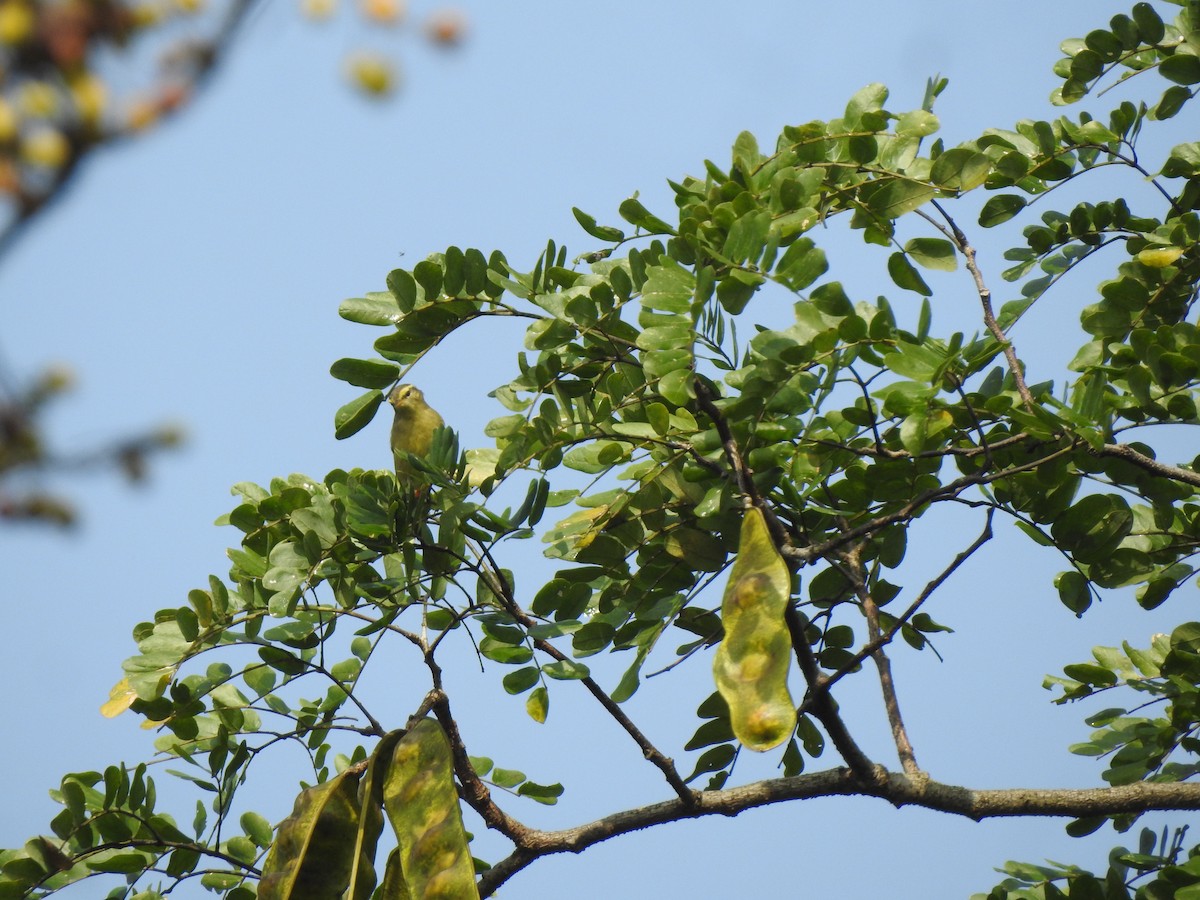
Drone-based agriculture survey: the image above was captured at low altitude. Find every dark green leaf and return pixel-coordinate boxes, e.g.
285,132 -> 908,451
887,253 -> 932,296
572,207 -> 625,242
979,195 -> 1026,227
618,197 -> 676,234
334,391 -> 385,440
329,358 -> 401,389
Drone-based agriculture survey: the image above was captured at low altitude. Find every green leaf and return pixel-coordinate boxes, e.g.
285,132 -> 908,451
930,148 -> 991,190
526,686 -> 548,723
684,744 -> 737,783
1161,53 -> 1200,85
887,253 -> 932,296
1055,570 -> 1092,615
895,109 -> 939,137
517,781 -> 564,805
334,391 -> 385,440
641,259 -> 696,313
542,660 -> 590,680
491,768 -> 525,789
904,237 -> 957,271
339,294 -> 401,326
858,178 -> 935,220
1051,493 -> 1134,562
502,667 -> 539,695
618,196 -> 676,234
773,238 -> 828,290
1131,2 -> 1165,44
979,194 -> 1026,227
572,207 -> 625,242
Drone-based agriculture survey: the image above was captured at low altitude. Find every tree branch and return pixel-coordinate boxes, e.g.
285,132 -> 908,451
476,768 -> 1200,896
932,201 -> 1035,409
784,606 -> 881,786
1098,442 -> 1200,489
470,544 -> 696,804
841,542 -> 920,775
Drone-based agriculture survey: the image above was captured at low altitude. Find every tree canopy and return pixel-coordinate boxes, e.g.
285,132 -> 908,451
2,2 -> 1200,897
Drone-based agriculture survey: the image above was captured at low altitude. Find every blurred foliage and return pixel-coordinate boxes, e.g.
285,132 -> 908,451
0,362 -> 183,525
0,0 -> 468,527
2,1 -> 1200,897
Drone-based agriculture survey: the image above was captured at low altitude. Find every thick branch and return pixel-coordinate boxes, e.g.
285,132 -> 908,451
1099,442 -> 1200,489
476,769 -> 1200,896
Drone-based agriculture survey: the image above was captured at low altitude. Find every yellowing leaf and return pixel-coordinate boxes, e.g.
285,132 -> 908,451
1136,246 -> 1184,268
100,677 -> 137,718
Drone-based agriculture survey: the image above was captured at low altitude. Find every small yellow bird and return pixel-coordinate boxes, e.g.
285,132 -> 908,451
387,383 -> 444,480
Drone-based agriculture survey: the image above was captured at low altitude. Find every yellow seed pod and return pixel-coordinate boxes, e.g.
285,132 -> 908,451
713,507 -> 796,752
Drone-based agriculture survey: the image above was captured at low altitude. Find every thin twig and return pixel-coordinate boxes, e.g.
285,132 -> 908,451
932,200 -> 1034,409
784,606 -> 881,786
841,541 -> 920,775
809,510 -> 994,699
471,542 -> 696,804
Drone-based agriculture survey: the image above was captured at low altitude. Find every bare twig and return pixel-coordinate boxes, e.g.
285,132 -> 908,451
931,201 -> 1034,409
470,543 -> 696,804
840,542 -> 920,775
784,606 -> 881,786
810,510 -> 994,699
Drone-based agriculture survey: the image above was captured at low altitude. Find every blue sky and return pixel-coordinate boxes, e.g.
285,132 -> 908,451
2,1 -> 1194,896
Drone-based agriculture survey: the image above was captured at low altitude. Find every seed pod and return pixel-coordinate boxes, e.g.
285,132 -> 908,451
258,769 -> 364,899
382,718 -> 479,899
713,507 -> 796,752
